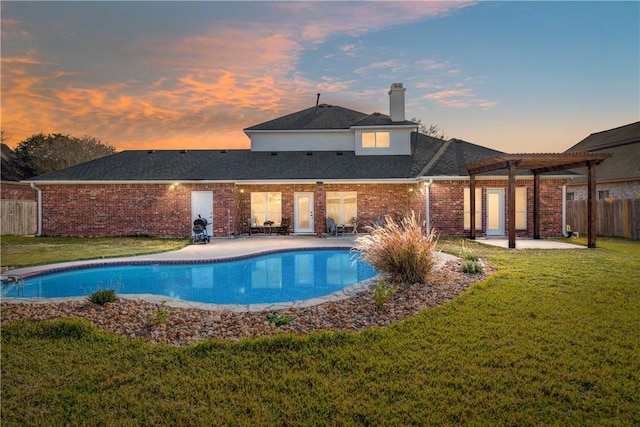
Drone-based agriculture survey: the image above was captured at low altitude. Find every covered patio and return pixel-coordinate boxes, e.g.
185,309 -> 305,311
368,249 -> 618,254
463,153 -> 611,249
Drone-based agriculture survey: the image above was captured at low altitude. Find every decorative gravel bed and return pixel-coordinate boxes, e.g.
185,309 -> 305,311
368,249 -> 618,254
1,260 -> 492,346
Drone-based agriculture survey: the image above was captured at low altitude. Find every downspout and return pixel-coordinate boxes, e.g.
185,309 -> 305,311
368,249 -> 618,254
30,182 -> 42,236
424,179 -> 433,232
562,183 -> 568,237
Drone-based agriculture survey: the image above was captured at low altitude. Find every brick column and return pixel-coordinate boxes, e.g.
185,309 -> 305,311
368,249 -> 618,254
315,182 -> 325,237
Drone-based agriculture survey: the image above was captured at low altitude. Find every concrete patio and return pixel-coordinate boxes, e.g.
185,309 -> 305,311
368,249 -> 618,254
474,238 -> 586,250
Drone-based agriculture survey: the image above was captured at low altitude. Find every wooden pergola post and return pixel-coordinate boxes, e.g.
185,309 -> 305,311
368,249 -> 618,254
533,171 -> 540,239
508,161 -> 516,249
587,161 -> 597,248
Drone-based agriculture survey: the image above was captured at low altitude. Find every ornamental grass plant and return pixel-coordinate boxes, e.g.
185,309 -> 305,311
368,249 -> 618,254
354,212 -> 438,284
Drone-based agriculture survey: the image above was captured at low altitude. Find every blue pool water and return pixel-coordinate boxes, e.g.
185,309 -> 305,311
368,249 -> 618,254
2,250 -> 377,305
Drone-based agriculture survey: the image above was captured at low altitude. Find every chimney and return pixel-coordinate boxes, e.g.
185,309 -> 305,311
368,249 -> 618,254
388,83 -> 405,122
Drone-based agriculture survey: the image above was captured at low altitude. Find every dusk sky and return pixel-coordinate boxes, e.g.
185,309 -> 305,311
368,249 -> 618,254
2,1 -> 638,153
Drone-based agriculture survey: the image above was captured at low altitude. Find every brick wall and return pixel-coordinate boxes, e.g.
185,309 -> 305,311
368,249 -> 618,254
567,180 -> 640,201
39,183 -> 235,238
38,179 -> 567,238
1,181 -> 37,200
429,179 -> 565,237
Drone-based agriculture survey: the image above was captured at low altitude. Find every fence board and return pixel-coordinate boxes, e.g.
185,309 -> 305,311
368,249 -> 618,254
567,199 -> 640,240
1,200 -> 37,235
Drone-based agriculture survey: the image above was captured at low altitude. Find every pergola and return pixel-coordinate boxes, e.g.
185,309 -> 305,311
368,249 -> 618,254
463,153 -> 612,248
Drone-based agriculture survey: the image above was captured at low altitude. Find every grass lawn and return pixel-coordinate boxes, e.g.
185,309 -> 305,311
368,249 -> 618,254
2,237 -> 639,425
1,235 -> 190,269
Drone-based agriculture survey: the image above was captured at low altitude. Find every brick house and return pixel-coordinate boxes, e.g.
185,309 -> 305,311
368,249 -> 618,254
565,121 -> 640,201
25,84 -> 573,239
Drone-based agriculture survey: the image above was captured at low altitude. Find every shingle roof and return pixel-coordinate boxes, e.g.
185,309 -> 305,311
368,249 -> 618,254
244,104 -> 416,131
30,133 -> 505,182
566,121 -> 640,152
244,104 -> 369,131
565,121 -> 640,182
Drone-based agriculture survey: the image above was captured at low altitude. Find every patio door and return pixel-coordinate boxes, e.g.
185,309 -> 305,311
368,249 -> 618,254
191,191 -> 213,236
294,192 -> 314,233
486,188 -> 504,236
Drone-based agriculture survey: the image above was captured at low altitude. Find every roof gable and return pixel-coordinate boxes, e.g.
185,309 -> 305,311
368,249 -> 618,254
567,121 -> 640,152
244,104 -> 368,131
566,121 -> 640,181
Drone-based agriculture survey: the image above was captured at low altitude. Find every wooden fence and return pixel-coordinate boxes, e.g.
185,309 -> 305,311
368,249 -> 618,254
1,200 -> 37,236
567,198 -> 640,240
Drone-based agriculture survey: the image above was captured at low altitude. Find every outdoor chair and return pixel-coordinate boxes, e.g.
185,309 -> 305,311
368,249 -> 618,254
326,217 -> 344,236
277,218 -> 290,235
373,216 -> 386,228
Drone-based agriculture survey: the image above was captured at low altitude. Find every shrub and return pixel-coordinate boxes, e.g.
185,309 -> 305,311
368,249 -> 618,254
87,288 -> 117,305
266,313 -> 292,327
354,212 -> 438,284
460,259 -> 484,274
373,275 -> 394,310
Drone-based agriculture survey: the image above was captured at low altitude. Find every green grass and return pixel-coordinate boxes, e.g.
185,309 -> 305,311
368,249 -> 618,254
1,235 -> 190,269
2,237 -> 639,425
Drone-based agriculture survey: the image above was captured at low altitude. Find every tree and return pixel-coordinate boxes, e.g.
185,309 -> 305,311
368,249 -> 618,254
410,117 -> 448,140
14,133 -> 116,175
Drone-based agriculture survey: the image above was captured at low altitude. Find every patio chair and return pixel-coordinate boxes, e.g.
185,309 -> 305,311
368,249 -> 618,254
373,216 -> 386,228
326,217 -> 344,236
277,218 -> 290,235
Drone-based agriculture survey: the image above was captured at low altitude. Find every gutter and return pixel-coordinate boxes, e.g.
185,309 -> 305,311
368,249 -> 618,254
30,182 -> 42,236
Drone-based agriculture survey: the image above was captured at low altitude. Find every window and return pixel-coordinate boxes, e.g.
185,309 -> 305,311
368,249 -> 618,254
362,131 -> 390,148
250,192 -> 282,225
598,190 -> 610,200
515,187 -> 527,230
464,188 -> 482,230
566,192 -> 574,201
326,191 -> 357,224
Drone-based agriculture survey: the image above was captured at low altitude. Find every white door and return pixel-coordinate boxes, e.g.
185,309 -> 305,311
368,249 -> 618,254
191,191 -> 213,236
294,192 -> 314,233
486,188 -> 505,236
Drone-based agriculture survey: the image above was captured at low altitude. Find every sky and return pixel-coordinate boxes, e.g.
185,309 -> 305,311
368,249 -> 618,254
1,1 -> 638,154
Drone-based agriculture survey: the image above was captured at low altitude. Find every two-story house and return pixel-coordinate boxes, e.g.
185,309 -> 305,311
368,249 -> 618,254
25,83 -> 574,240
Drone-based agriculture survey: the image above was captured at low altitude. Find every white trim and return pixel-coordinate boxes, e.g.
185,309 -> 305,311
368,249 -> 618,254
244,129 -> 349,136
350,124 -> 418,130
25,175 -> 574,186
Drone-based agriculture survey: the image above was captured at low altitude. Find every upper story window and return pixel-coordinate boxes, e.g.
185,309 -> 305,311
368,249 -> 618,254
362,131 -> 390,149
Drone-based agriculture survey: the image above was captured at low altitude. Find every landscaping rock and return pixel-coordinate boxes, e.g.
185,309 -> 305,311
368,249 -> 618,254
1,260 -> 492,346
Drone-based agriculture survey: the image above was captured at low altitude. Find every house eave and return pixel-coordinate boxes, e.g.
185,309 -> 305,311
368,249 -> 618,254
420,174 -> 574,181
350,124 -> 418,130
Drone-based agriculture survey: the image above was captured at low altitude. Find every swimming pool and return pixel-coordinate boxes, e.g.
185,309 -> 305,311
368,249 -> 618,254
2,249 -> 377,305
